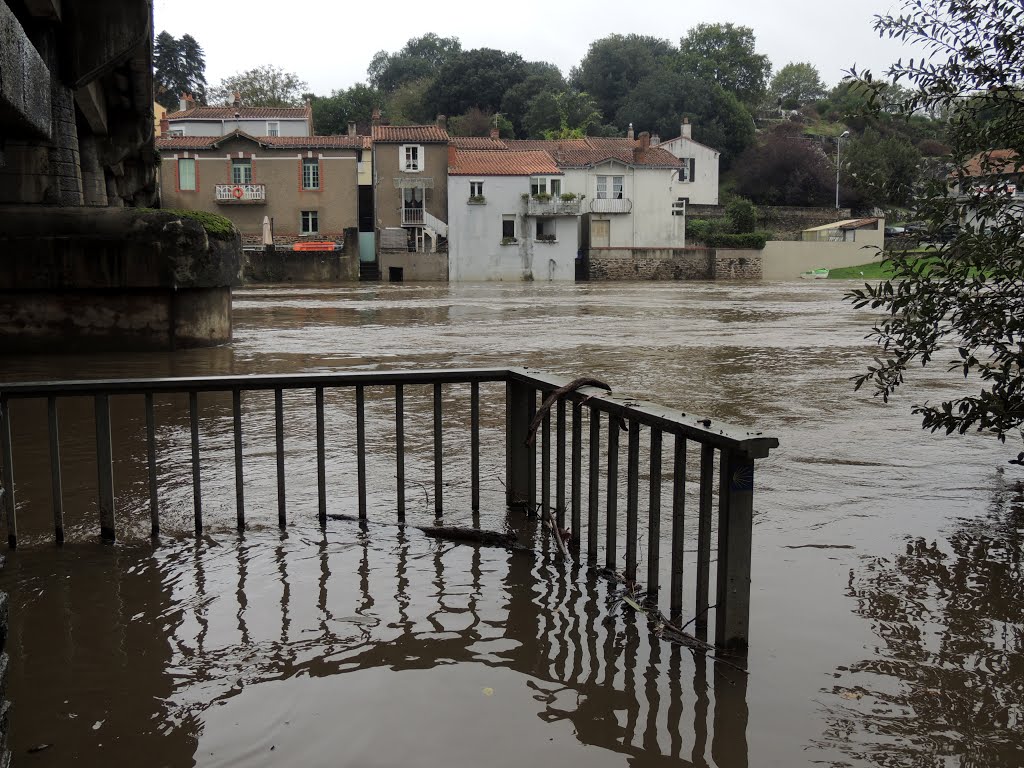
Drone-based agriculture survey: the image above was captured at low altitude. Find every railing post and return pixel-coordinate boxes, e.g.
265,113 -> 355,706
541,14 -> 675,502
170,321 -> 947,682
95,395 -> 116,542
505,378 -> 533,510
715,450 -> 755,653
1,395 -> 17,548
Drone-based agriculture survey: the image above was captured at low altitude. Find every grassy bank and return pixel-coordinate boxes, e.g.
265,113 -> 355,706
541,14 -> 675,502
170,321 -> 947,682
827,249 -> 940,279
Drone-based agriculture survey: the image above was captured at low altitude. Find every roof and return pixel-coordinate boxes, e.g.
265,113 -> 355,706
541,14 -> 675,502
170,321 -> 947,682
168,104 -> 312,121
449,149 -> 562,176
503,139 -> 591,152
960,149 -> 1020,177
473,137 -> 684,169
451,136 -> 509,150
653,133 -> 721,155
156,129 -> 365,151
372,124 -> 450,143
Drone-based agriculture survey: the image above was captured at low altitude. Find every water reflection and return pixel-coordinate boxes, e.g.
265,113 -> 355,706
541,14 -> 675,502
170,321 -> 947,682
817,474 -> 1024,766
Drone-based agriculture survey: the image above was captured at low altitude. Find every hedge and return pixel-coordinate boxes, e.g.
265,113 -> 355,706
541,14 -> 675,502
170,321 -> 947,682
702,231 -> 770,249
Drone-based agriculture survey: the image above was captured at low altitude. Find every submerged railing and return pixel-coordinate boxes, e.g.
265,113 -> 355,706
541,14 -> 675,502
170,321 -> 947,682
0,367 -> 777,650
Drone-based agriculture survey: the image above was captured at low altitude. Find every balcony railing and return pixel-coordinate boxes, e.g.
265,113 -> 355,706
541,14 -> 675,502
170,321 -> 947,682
215,184 -> 266,203
0,367 -> 777,651
526,198 -> 582,216
590,197 -> 632,214
402,207 -> 425,225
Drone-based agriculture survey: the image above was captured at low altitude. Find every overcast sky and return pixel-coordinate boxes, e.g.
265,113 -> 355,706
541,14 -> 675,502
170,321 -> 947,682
154,0 -> 916,98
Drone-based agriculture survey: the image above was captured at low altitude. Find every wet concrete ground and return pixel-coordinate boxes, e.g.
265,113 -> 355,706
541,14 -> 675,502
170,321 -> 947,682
2,281 -> 1021,766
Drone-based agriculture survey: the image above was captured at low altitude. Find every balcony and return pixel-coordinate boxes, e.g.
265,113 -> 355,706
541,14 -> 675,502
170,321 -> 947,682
590,197 -> 632,214
402,207 -> 425,225
215,184 -> 266,204
525,198 -> 582,216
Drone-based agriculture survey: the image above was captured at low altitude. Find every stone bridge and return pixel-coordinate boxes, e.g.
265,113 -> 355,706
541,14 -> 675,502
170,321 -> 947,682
0,0 -> 239,350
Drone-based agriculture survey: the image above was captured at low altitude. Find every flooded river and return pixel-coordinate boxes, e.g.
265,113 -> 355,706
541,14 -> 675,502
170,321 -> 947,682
2,281 -> 1022,766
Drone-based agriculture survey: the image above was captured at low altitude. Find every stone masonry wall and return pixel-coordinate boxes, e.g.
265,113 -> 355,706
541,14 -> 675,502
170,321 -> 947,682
588,247 -> 715,280
689,204 -> 852,241
712,248 -> 763,280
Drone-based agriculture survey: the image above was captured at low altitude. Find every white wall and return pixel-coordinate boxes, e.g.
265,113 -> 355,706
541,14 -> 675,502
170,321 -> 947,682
448,175 -> 577,281
578,162 -> 686,248
761,240 -> 883,280
169,118 -> 309,137
657,136 -> 719,205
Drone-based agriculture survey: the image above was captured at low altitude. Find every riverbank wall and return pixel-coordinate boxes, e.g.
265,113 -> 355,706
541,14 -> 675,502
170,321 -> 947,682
586,246 -> 762,281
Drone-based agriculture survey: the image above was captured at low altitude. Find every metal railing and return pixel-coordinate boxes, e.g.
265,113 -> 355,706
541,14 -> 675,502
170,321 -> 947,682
0,367 -> 777,650
215,183 -> 266,202
590,197 -> 632,214
526,198 -> 583,216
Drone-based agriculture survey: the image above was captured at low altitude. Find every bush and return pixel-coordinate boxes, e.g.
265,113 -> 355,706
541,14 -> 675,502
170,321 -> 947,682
725,198 -> 757,233
703,231 -> 769,249
559,192 -> 577,201
916,138 -> 950,157
686,217 -> 732,244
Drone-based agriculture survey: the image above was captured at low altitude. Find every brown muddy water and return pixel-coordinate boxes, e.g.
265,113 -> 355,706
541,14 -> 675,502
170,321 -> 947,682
2,281 -> 1022,767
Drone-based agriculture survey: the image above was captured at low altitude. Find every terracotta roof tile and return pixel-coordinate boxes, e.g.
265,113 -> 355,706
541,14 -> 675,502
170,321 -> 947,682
962,149 -> 1020,177
168,105 -> 311,121
495,138 -> 683,169
156,130 -> 366,151
372,124 -> 450,143
451,136 -> 509,150
449,149 -> 562,176
503,139 -> 591,152
155,135 -> 216,149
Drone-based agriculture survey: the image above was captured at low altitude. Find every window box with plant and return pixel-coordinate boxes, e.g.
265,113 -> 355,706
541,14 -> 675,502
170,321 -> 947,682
531,192 -> 553,202
559,192 -> 577,201
468,195 -> 486,204
535,233 -> 557,243
500,237 -> 519,246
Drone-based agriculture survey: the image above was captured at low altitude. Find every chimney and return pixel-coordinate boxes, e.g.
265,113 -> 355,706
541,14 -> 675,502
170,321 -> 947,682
436,114 -> 447,130
371,107 -> 381,127
159,116 -> 170,136
627,122 -> 634,140
639,131 -> 651,151
179,93 -> 188,112
184,93 -> 195,111
448,142 -> 456,168
348,121 -> 357,138
651,132 -> 660,146
556,142 -> 565,164
681,117 -> 692,139
490,126 -> 500,139
232,91 -> 241,108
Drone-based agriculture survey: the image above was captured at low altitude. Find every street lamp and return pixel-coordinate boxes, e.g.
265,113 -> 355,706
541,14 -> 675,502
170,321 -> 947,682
836,130 -> 850,209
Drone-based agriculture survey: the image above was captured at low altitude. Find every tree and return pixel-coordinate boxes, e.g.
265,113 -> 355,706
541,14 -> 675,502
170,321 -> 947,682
734,126 -> 834,205
847,0 -> 1024,451
153,31 -> 207,110
524,90 -> 601,139
770,62 -> 826,109
447,107 -> 514,137
383,77 -> 434,125
572,34 -> 677,124
367,33 -> 462,94
426,48 -> 527,118
309,84 -> 381,135
500,62 -> 566,137
209,65 -> 309,107
678,23 -> 771,106
841,128 -> 922,208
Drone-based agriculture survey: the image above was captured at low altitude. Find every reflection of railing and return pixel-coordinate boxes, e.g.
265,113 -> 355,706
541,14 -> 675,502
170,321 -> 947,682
215,183 -> 266,203
590,197 -> 632,213
0,367 -> 777,650
401,207 -> 424,225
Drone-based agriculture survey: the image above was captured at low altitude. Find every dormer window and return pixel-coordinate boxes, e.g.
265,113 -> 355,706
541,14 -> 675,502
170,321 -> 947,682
401,144 -> 423,172
267,121 -> 280,137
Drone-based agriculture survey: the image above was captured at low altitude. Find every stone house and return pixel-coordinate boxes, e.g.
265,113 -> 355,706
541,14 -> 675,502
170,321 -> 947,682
166,94 -> 312,138
448,147 -> 578,281
156,130 -> 363,252
653,118 -> 721,205
372,115 -> 451,281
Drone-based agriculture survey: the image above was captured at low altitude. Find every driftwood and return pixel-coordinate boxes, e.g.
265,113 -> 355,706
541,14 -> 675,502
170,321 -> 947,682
526,377 -> 613,447
327,514 -> 531,551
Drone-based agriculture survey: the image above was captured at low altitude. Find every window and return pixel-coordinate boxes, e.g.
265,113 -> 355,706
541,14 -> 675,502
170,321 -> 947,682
597,175 -> 624,199
177,158 -> 196,191
267,121 -> 280,137
301,210 -> 319,235
550,179 -> 561,196
302,159 -> 320,190
672,198 -> 687,216
167,129 -> 184,137
680,158 -> 696,182
535,219 -> 555,240
502,214 -> 516,240
231,158 -> 252,185
470,181 -> 484,197
401,144 -> 423,172
530,177 -> 547,195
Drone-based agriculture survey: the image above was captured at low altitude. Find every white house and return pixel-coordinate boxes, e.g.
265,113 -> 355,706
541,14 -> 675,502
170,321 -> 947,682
166,94 -> 311,138
653,118 -> 720,205
447,148 -> 579,281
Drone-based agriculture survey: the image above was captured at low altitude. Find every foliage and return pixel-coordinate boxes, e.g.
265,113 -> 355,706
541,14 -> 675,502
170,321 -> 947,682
917,138 -> 951,156
770,62 -> 827,108
209,65 -> 309,107
734,127 -> 834,205
383,77 -> 434,125
427,48 -> 527,118
703,231 -> 769,249
560,193 -> 578,201
448,108 -> 513,137
154,31 -> 207,109
571,34 -> 677,125
500,63 -> 567,137
500,236 -> 518,245
685,218 -> 729,242
367,34 -> 462,94
525,90 -> 601,139
678,23 -> 772,107
841,127 -> 922,208
157,208 -> 237,240
846,0 -> 1024,449
309,84 -> 381,134
726,198 -> 757,233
